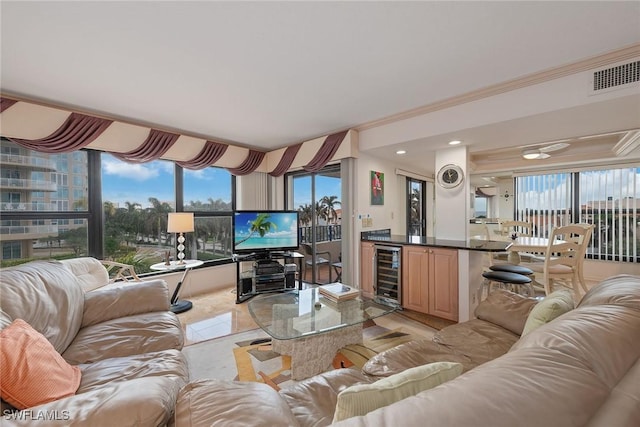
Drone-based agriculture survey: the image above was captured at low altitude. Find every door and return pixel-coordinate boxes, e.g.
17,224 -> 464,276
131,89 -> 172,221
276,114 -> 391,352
402,245 -> 430,313
407,178 -> 426,238
428,248 -> 459,321
286,165 -> 341,284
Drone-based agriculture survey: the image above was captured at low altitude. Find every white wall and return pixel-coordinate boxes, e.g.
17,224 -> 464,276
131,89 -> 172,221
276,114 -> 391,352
435,146 -> 469,240
354,152 -> 402,235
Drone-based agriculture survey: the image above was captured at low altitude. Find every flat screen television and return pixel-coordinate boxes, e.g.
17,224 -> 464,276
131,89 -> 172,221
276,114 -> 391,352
233,210 -> 300,255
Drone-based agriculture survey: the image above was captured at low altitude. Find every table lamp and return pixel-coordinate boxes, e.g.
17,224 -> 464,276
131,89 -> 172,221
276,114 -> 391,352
167,212 -> 194,264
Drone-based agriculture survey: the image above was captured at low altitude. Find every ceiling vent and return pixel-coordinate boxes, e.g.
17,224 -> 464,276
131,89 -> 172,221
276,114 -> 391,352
589,60 -> 640,95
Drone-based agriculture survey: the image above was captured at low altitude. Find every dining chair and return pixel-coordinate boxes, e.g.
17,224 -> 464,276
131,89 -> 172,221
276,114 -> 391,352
300,243 -> 332,283
498,220 -> 534,237
526,224 -> 594,298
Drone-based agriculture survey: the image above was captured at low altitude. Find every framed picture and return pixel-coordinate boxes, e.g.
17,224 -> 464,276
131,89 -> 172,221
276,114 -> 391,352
370,170 -> 384,205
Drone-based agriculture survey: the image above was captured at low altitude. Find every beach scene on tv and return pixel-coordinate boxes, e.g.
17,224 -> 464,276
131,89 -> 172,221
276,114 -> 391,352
234,211 -> 299,252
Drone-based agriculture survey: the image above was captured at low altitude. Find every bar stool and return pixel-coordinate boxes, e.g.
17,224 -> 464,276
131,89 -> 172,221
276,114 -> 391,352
481,270 -> 534,299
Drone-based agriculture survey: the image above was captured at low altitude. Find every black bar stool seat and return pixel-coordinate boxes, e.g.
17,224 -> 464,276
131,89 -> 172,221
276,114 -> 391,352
481,270 -> 535,298
489,264 -> 534,276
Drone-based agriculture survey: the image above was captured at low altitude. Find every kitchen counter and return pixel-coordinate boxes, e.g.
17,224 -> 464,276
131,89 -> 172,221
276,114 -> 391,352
361,234 -> 512,252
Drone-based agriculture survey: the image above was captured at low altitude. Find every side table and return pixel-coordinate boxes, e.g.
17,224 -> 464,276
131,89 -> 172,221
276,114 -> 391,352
150,259 -> 203,313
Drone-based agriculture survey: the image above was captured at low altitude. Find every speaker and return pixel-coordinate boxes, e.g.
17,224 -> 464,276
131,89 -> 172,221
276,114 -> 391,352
284,263 -> 297,289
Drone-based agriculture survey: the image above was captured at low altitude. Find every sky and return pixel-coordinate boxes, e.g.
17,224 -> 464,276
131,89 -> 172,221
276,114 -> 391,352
101,154 -> 341,209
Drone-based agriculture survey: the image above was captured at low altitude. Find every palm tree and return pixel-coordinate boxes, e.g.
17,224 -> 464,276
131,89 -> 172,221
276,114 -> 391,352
315,201 -> 328,224
146,197 -> 173,245
298,204 -> 313,226
123,201 -> 141,245
320,195 -> 341,224
235,213 -> 277,246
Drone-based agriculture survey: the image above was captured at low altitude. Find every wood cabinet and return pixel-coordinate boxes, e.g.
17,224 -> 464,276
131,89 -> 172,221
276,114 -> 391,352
402,245 -> 458,321
360,242 -> 375,297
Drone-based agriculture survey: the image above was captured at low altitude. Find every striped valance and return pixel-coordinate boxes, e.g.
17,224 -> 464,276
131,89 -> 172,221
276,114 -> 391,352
0,96 -> 357,175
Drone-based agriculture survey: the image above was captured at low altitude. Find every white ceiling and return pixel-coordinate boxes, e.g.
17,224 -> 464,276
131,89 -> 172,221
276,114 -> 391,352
2,1 -> 640,176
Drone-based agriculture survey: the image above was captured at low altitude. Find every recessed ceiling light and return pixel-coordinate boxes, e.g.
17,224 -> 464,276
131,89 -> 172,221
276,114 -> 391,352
396,150 -> 406,155
449,140 -> 461,145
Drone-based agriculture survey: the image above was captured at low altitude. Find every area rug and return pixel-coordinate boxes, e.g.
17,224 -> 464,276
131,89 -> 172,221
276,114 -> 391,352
183,322 -> 417,389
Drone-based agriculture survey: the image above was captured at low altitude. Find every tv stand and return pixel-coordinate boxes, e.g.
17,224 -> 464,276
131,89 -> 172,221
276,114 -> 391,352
234,251 -> 304,303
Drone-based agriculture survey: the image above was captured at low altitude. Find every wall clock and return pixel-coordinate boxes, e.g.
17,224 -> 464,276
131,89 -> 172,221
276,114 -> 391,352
437,164 -> 464,189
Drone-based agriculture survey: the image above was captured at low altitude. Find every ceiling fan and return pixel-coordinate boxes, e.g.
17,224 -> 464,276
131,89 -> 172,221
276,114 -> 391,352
522,142 -> 571,160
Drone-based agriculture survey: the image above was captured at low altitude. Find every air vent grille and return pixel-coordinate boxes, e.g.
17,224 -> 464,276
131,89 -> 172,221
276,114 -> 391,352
592,60 -> 639,91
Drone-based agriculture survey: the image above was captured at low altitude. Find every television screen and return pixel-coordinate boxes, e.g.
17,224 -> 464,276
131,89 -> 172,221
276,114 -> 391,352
233,210 -> 300,254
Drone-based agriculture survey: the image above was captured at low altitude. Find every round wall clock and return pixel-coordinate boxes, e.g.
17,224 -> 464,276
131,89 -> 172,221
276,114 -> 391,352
437,164 -> 464,189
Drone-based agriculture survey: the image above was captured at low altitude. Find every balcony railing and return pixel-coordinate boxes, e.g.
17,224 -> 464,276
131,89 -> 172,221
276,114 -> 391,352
1,202 -> 58,212
0,178 -> 57,192
0,224 -> 58,237
299,224 -> 342,243
0,153 -> 57,170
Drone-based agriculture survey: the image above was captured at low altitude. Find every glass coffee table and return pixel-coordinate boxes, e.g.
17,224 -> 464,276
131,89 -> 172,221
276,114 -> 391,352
248,287 -> 397,380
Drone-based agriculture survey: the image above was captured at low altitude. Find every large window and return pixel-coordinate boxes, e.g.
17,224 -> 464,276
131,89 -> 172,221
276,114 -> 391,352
0,139 -> 235,269
515,166 -> 640,262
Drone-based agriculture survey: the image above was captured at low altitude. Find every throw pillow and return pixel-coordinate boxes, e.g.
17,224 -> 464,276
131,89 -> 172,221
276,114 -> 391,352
0,319 -> 81,409
474,289 -> 538,335
521,290 -> 575,336
332,361 -> 463,422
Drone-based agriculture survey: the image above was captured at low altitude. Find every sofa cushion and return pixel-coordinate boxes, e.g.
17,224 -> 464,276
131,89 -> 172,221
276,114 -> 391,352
474,289 -> 538,335
0,319 -> 81,409
362,339 -> 476,377
77,349 -> 188,394
521,290 -> 574,336
60,257 -> 110,292
175,379 -> 300,427
0,260 -> 84,353
432,318 -> 520,364
279,368 -> 373,427
333,362 -> 463,422
62,311 -> 184,364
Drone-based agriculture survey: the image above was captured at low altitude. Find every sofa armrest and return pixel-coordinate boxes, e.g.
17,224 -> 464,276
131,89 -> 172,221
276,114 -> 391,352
81,279 -> 170,328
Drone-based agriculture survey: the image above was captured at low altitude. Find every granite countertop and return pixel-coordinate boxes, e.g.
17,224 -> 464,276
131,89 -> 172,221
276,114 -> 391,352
361,234 -> 512,252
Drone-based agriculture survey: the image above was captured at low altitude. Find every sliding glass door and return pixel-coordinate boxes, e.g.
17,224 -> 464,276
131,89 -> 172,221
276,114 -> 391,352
286,165 -> 341,284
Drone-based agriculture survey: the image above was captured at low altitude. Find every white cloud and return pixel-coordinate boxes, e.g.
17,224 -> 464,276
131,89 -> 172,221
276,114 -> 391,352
185,169 -> 207,180
103,159 -> 159,181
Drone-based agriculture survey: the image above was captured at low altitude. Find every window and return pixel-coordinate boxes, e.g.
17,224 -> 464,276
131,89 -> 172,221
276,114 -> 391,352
2,241 -> 21,260
101,154 -> 176,272
515,166 -> 640,262
0,139 -> 236,268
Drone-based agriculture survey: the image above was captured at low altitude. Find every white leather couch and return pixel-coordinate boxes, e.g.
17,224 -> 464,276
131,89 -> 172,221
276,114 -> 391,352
1,258 -> 188,426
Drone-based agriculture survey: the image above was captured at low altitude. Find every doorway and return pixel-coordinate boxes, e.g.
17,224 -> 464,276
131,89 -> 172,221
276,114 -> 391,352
407,178 -> 426,238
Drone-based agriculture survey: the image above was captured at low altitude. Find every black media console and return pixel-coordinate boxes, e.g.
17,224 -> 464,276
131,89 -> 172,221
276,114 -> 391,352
234,251 -> 301,303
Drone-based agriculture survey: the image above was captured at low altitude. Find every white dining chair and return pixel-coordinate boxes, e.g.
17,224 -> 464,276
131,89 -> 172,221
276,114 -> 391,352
526,224 -> 594,298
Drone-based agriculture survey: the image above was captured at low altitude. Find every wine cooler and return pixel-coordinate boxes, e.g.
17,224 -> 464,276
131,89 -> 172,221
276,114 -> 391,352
373,245 -> 402,307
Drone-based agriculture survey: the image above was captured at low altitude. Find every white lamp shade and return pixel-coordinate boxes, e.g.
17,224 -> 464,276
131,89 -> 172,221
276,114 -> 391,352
167,212 -> 194,233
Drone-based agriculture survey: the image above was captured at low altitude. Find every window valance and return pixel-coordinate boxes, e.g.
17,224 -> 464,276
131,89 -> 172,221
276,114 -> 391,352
0,96 -> 356,175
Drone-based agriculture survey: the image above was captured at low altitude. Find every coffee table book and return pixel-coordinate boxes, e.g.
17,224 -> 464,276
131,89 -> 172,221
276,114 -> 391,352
318,283 -> 360,302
